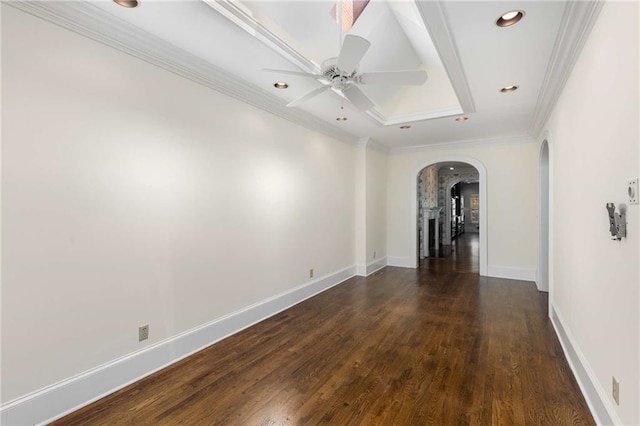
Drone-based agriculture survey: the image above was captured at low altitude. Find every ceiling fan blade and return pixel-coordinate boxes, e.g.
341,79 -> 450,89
286,85 -> 330,107
261,68 -> 323,79
342,85 -> 374,111
359,70 -> 428,86
336,35 -> 371,74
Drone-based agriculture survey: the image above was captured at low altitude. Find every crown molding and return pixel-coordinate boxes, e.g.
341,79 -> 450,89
354,137 -> 390,155
206,0 -> 470,127
6,1 -> 360,145
354,137 -> 371,147
367,105 -> 463,126
415,1 -> 475,114
366,139 -> 391,155
390,134 -> 535,155
528,0 -> 605,136
202,0 -> 319,74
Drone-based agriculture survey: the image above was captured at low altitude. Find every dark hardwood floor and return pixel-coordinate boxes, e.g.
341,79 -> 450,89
420,232 -> 480,274
52,233 -> 594,425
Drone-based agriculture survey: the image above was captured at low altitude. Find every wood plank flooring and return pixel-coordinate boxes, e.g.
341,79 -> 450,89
52,234 -> 594,425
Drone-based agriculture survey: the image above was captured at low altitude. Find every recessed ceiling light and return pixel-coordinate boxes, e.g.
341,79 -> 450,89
455,116 -> 468,122
336,116 -> 348,121
450,167 -> 455,170
500,85 -> 519,93
496,10 -> 525,27
113,0 -> 139,8
400,125 -> 411,129
273,82 -> 288,89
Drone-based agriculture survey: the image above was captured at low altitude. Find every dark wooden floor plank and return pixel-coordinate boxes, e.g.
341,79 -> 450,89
51,234 -> 594,425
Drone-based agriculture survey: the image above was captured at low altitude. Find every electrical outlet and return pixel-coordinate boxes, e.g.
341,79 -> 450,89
309,268 -> 314,278
139,324 -> 149,342
612,376 -> 619,405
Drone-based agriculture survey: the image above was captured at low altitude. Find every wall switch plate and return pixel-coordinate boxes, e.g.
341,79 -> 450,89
139,324 -> 149,342
628,178 -> 638,204
612,376 -> 619,405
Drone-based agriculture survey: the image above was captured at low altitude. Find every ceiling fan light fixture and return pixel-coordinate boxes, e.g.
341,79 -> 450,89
496,10 -> 525,27
336,116 -> 348,121
273,82 -> 289,89
455,116 -> 468,122
500,85 -> 519,93
113,0 -> 139,8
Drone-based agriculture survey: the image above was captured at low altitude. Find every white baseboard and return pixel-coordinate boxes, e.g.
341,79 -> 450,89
386,256 -> 415,268
356,257 -> 387,277
366,257 -> 387,275
382,260 -> 534,282
550,304 -> 619,425
0,266 -> 356,426
487,265 -> 536,282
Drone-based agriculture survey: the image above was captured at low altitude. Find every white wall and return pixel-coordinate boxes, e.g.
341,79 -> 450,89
541,1 -> 639,424
354,141 -> 388,274
1,5 -> 356,404
365,145 -> 387,265
387,139 -> 538,279
355,143 -> 367,268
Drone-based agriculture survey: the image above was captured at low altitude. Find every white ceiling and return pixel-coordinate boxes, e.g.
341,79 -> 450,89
231,0 -> 462,119
11,0 -> 601,151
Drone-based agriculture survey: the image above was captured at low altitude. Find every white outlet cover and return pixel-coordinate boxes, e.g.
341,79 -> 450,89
629,178 -> 639,204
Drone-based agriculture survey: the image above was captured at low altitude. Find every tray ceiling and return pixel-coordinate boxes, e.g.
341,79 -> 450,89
7,0 -> 604,150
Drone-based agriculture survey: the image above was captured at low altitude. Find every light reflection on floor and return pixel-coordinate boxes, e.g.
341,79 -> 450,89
419,232 -> 479,274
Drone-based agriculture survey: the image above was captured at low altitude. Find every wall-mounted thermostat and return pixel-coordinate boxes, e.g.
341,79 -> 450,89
629,178 -> 639,204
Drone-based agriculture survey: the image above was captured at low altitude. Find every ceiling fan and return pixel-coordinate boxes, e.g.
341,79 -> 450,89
263,34 -> 428,112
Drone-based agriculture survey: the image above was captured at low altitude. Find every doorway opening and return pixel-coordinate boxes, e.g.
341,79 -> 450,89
537,140 -> 550,292
416,161 -> 483,274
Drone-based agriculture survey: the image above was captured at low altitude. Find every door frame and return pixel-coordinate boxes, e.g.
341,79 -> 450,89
411,156 -> 487,275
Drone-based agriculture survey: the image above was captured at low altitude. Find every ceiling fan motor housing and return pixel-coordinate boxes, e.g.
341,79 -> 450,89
268,35 -> 425,111
321,57 -> 357,90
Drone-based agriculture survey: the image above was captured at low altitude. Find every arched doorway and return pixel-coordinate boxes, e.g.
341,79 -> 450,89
538,139 -> 550,292
410,156 -> 488,276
